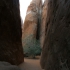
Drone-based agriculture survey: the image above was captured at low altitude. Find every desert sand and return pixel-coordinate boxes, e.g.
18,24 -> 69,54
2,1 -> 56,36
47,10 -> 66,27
19,58 -> 44,70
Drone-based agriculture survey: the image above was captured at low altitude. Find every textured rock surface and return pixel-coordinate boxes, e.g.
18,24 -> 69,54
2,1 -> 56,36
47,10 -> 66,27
40,0 -> 70,70
22,0 -> 42,40
0,0 -> 24,65
40,0 -> 48,48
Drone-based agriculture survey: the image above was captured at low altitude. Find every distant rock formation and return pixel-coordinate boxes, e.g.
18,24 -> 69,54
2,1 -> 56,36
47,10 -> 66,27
22,0 -> 42,40
0,0 -> 24,65
40,0 -> 70,70
40,0 -> 48,48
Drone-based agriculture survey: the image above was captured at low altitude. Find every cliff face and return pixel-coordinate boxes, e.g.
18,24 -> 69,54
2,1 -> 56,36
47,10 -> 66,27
40,0 -> 48,47
22,0 -> 42,40
40,0 -> 70,70
0,0 -> 24,65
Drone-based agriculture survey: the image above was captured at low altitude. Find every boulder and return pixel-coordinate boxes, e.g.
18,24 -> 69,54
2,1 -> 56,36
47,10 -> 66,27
0,61 -> 21,70
0,0 -> 24,65
40,0 -> 70,70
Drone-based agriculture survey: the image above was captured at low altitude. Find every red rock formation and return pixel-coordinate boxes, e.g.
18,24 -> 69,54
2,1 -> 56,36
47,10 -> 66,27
40,0 -> 70,70
22,0 -> 42,40
40,0 -> 48,47
0,0 -> 24,65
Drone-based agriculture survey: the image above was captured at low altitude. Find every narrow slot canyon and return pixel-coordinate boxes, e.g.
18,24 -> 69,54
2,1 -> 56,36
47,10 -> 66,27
0,0 -> 70,70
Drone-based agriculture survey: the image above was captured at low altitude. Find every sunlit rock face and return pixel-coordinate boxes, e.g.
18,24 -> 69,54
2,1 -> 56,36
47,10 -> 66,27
40,0 -> 70,70
40,0 -> 48,48
22,0 -> 42,40
0,0 -> 24,65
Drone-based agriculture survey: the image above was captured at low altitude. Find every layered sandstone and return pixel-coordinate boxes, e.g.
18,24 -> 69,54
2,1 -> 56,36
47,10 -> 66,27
22,0 -> 42,40
40,0 -> 70,70
0,0 -> 24,65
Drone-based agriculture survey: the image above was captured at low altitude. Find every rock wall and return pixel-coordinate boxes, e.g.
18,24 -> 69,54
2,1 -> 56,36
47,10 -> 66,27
40,0 -> 70,70
40,0 -> 48,47
22,0 -> 42,40
0,0 -> 24,65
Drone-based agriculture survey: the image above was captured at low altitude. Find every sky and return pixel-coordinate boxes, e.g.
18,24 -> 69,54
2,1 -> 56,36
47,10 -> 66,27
19,0 -> 44,23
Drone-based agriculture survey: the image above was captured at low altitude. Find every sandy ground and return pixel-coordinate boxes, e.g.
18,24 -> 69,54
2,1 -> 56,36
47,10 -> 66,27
19,58 -> 44,70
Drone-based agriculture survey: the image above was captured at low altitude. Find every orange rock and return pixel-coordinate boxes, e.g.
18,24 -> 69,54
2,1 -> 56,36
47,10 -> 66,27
22,0 -> 42,41
40,0 -> 48,48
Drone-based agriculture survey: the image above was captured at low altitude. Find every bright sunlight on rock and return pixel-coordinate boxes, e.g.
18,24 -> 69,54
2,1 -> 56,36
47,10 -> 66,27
19,0 -> 45,23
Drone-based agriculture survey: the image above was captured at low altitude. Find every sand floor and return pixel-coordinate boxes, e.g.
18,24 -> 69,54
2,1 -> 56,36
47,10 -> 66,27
19,58 -> 44,70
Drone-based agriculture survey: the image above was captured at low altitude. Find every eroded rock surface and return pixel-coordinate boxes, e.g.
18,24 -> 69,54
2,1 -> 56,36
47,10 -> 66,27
40,0 -> 70,70
0,0 -> 24,65
40,0 -> 48,48
22,0 -> 42,40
